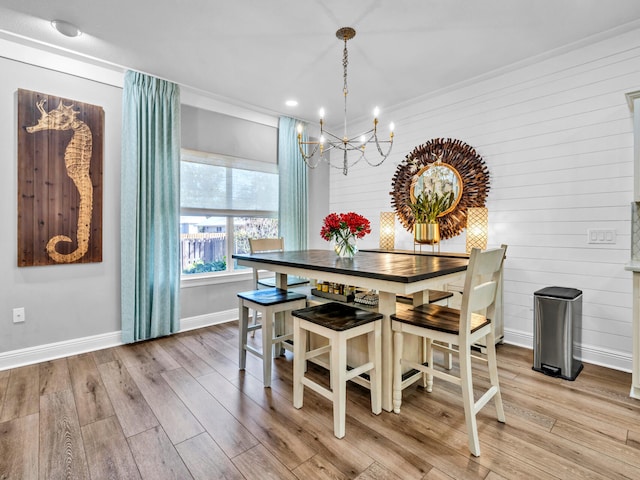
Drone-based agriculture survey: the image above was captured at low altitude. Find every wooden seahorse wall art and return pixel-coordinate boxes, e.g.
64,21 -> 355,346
17,89 -> 103,266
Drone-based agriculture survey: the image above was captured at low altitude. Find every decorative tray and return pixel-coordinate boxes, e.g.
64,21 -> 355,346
311,288 -> 355,303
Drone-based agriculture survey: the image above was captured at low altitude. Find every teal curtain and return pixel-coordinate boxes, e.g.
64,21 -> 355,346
121,71 -> 181,343
278,116 -> 308,250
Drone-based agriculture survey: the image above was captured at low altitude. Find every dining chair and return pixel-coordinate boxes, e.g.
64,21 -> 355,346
248,238 -> 309,288
390,246 -> 507,456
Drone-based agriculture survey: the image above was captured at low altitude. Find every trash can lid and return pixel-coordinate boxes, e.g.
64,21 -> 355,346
534,286 -> 582,300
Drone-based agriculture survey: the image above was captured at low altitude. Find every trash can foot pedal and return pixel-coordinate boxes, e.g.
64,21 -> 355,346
537,363 -> 561,377
532,362 -> 583,381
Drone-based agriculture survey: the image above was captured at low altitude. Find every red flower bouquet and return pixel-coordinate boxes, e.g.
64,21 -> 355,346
320,212 -> 371,257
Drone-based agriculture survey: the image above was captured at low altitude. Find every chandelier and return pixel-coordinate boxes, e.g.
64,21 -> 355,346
297,27 -> 394,176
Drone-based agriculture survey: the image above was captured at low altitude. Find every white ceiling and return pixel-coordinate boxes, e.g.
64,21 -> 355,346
1,1 -> 640,126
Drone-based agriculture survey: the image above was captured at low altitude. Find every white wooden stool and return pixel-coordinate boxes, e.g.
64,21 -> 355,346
292,302 -> 382,439
238,288 -> 307,387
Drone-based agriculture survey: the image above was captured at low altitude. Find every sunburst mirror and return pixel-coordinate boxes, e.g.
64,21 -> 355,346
390,138 -> 490,240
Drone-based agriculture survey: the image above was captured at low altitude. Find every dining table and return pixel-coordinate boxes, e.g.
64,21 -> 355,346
233,249 -> 469,412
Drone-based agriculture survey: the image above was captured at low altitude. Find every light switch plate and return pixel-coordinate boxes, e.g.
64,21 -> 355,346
587,229 -> 616,244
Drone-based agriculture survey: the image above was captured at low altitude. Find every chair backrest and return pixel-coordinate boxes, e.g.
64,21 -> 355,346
459,246 -> 507,339
249,237 -> 284,254
248,238 -> 285,288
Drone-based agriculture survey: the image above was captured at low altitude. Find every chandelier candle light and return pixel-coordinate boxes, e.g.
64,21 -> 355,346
297,27 -> 395,175
321,212 -> 371,258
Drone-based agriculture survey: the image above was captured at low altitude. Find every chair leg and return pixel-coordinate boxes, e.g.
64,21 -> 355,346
420,337 -> 428,389
459,343 -> 481,457
262,312 -> 273,388
238,301 -> 249,370
332,334 -> 348,439
250,308 -> 258,338
273,311 -> 284,358
443,342 -> 453,370
392,329 -> 403,414
486,330 -> 506,423
270,312 -> 278,358
425,338 -> 434,393
368,323 -> 382,415
293,317 -> 306,409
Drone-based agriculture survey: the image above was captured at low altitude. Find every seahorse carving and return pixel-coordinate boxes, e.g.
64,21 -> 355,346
26,99 -> 93,263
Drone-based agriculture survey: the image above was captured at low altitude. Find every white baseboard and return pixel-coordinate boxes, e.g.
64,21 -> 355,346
0,308 -> 239,371
0,331 -> 123,371
575,344 -> 632,373
178,309 -> 239,332
502,328 -> 533,349
503,328 -> 632,373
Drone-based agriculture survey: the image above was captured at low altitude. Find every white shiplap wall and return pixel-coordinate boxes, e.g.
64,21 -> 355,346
328,27 -> 640,371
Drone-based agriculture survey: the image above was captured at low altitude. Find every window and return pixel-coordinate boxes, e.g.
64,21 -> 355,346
180,150 -> 278,276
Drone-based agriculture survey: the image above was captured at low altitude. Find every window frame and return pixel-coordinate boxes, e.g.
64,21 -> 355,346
179,149 -> 279,284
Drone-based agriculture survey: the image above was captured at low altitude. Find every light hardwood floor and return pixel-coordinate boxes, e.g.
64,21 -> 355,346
1,322 -> 639,479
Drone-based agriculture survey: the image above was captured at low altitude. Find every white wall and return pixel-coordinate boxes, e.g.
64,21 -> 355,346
329,28 -> 640,371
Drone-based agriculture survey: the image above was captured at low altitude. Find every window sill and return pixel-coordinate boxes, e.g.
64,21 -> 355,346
180,270 -> 253,288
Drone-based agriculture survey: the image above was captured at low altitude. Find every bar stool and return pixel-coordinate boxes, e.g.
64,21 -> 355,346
291,302 -> 382,439
247,238 -> 309,340
238,288 -> 307,387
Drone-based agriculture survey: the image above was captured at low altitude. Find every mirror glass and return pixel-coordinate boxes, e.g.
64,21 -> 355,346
410,163 -> 463,217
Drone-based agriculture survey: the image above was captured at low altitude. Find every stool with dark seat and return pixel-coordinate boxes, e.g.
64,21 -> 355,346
247,238 -> 309,343
292,302 -> 382,439
238,288 -> 307,387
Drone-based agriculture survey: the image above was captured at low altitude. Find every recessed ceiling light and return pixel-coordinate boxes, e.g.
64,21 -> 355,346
285,100 -> 298,107
51,20 -> 82,38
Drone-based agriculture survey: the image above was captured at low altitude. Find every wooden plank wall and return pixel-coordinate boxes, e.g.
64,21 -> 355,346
328,28 -> 640,370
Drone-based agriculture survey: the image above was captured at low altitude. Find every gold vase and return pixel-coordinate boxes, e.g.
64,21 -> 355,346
414,222 -> 440,245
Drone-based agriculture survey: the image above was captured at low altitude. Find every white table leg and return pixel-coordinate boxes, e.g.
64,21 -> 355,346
378,290 -> 396,412
275,272 -> 288,356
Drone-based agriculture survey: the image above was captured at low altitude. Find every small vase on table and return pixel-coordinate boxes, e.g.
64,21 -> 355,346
333,231 -> 358,258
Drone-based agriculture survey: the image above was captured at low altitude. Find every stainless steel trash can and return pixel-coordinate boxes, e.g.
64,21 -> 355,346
532,286 -> 583,381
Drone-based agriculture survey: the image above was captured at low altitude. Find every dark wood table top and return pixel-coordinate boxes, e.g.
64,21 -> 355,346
232,249 -> 468,284
360,248 -> 470,259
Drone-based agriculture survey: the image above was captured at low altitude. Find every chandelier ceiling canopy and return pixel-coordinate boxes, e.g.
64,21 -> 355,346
297,27 -> 394,176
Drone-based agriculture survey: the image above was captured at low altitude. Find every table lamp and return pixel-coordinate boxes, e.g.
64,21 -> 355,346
466,207 -> 488,253
379,212 -> 395,250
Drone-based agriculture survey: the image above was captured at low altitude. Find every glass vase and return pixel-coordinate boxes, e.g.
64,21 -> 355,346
333,230 -> 358,258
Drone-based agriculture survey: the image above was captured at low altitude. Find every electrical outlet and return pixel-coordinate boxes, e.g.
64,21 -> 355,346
13,307 -> 25,323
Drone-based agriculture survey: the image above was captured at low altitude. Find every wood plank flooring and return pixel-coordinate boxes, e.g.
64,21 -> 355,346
1,322 -> 639,479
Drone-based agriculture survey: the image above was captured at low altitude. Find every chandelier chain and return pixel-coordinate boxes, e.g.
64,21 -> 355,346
342,37 -> 349,96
